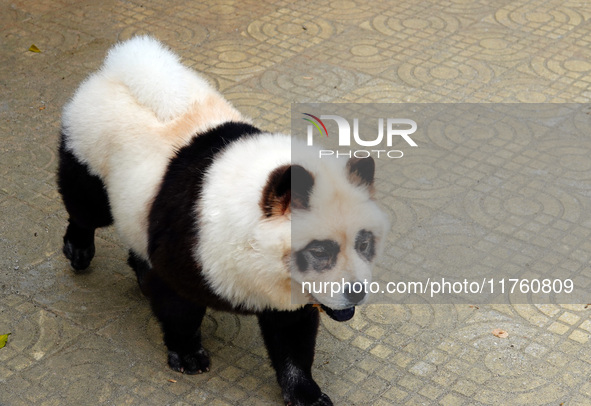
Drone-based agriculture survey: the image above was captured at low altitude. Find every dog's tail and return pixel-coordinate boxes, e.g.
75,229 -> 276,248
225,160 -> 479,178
102,36 -> 212,122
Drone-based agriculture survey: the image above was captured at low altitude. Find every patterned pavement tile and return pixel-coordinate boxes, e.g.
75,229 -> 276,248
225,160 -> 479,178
493,0 -> 589,38
2,0 -> 591,405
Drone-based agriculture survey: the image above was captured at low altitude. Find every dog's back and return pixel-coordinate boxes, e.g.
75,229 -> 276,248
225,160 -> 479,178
60,36 -> 243,258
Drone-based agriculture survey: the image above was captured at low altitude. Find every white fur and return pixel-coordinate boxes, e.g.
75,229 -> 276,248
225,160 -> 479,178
62,36 -> 243,259
196,134 -> 294,310
102,36 -> 211,122
197,137 -> 390,311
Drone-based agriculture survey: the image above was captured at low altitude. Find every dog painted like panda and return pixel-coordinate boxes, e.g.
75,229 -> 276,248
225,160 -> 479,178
57,36 -> 389,406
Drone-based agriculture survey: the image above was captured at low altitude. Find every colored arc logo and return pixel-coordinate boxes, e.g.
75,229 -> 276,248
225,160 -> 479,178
302,113 -> 328,137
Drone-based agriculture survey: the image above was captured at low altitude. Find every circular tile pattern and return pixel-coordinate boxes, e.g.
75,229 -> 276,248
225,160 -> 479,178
448,321 -> 567,404
5,0 -> 591,405
341,79 -> 430,103
473,74 -> 561,102
245,8 -> 334,51
494,4 -> 584,38
504,196 -> 542,216
223,88 -> 290,131
537,138 -> 591,190
308,31 -> 403,75
394,51 -> 496,99
379,148 -> 466,199
438,0 -> 499,16
464,179 -> 583,232
117,18 -> 208,48
252,61 -> 371,102
321,0 -> 380,21
35,259 -> 141,329
188,39 -> 265,81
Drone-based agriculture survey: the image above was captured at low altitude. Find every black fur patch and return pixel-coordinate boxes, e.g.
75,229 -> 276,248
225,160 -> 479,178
141,121 -> 336,403
291,164 -> 315,210
57,132 -> 113,270
147,121 -> 261,311
127,250 -> 151,296
260,164 -> 291,217
57,134 -> 113,230
295,239 -> 340,272
258,306 -> 331,405
354,229 -> 375,262
346,156 -> 375,188
260,164 -> 315,217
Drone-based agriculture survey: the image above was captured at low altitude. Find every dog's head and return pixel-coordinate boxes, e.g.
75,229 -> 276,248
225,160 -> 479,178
261,147 -> 389,320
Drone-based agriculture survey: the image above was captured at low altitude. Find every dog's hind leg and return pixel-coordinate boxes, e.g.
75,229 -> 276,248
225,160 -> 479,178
57,133 -> 113,271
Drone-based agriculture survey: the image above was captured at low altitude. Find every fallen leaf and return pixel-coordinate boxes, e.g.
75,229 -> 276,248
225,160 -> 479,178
492,328 -> 508,338
29,44 -> 41,53
0,333 -> 11,349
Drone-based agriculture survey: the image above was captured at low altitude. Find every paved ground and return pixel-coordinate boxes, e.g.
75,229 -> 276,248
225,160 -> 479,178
2,0 -> 591,405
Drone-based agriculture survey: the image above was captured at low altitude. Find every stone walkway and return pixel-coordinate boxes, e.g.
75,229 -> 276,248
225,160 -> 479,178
2,0 -> 591,405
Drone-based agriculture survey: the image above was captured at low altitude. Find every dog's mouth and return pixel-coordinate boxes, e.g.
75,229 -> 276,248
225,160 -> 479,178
319,304 -> 355,322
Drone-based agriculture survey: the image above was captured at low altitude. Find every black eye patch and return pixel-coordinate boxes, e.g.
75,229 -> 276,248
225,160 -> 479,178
355,230 -> 375,262
295,239 -> 340,272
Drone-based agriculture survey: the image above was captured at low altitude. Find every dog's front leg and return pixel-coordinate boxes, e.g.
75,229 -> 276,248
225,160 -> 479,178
258,306 -> 332,406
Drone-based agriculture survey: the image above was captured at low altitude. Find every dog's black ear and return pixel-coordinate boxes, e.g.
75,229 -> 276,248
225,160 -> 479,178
291,164 -> 315,210
347,156 -> 375,188
261,165 -> 314,217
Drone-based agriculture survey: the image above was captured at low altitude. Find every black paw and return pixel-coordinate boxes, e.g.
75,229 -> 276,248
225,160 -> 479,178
286,393 -> 333,406
167,348 -> 210,374
63,238 -> 95,271
282,377 -> 333,406
312,393 -> 333,406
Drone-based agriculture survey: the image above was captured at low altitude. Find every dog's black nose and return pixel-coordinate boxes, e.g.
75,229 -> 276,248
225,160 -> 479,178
344,281 -> 366,305
320,305 -> 355,321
